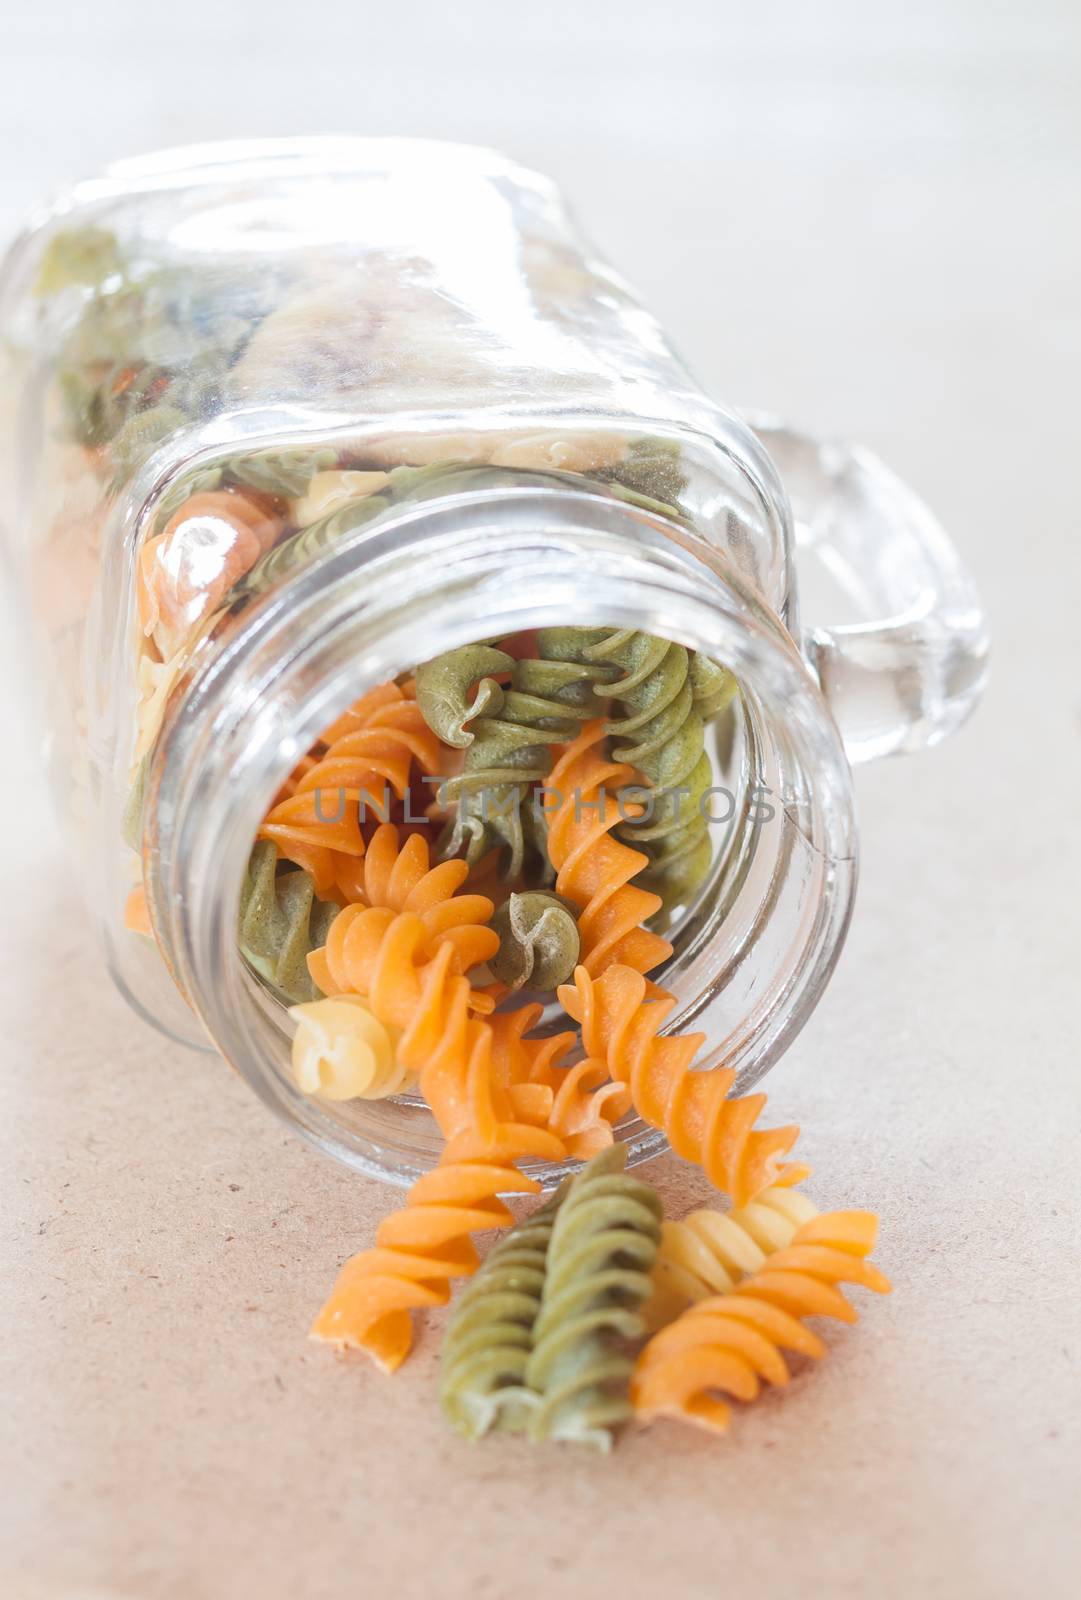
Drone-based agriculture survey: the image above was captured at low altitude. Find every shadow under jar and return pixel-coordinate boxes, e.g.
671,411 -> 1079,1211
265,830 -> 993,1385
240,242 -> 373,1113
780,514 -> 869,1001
0,137 -> 988,1186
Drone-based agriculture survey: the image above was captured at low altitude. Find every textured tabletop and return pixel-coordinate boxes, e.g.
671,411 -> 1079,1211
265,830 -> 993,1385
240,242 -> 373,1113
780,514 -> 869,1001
2,4 -> 1079,1597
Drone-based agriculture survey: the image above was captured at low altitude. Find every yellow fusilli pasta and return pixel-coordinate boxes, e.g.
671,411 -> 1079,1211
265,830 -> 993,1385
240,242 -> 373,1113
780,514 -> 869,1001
646,1186 -> 819,1329
289,995 -> 415,1101
632,1210 -> 892,1436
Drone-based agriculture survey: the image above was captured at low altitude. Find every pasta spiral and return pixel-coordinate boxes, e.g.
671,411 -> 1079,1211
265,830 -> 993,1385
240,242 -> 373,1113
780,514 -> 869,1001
334,821 -> 492,932
259,692 -> 441,897
307,825 -> 501,1006
244,462 -> 485,595
226,445 -> 337,500
631,1210 -> 892,1435
599,435 -> 688,508
488,1005 -> 631,1160
688,652 -> 738,723
545,721 -> 672,978
151,465 -> 225,529
539,628 -> 715,917
525,1145 -> 662,1451
241,488 -> 392,595
312,680 -> 416,752
417,643 -> 599,882
238,841 -> 339,1005
110,403 -> 191,482
309,914 -> 498,1121
559,964 -> 808,1207
138,487 -> 281,657
488,891 -> 581,991
310,1027 -> 569,1372
439,1185 -> 567,1440
647,1186 -> 819,1328
289,994 -> 414,1101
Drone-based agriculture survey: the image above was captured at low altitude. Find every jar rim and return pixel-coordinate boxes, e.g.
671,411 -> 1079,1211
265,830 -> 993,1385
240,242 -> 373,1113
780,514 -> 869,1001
144,482 -> 857,1187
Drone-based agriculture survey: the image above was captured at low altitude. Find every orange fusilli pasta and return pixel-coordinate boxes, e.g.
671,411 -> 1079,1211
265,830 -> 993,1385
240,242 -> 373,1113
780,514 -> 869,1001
259,690 -> 441,896
559,964 -> 808,1206
332,822 -> 494,933
309,678 -> 420,753
305,826 -> 510,1123
632,1210 -> 891,1434
310,1023 -> 568,1370
310,915 -> 497,1128
139,488 -> 281,655
545,722 -> 672,977
488,1004 -> 631,1159
273,683 -> 416,803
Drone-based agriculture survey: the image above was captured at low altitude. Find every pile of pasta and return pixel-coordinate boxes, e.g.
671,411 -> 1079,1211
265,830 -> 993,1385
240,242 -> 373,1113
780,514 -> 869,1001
439,1145 -> 890,1448
240,643 -> 890,1450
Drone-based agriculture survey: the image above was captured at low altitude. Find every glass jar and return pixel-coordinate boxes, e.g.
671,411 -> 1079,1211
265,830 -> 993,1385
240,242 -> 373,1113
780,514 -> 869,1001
0,137 -> 988,1186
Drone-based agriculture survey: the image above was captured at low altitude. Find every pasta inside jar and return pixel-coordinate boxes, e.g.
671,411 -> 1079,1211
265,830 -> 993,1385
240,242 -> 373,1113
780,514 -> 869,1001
1,139 -> 869,1185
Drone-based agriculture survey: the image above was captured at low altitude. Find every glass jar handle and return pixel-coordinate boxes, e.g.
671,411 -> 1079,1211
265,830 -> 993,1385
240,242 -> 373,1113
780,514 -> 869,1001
748,417 -> 989,763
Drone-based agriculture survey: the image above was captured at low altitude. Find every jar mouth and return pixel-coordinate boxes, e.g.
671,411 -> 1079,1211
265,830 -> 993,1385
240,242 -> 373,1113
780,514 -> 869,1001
144,484 -> 857,1188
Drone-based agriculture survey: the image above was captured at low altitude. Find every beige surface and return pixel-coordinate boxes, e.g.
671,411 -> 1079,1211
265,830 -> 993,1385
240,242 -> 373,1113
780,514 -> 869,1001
2,4 -> 1080,1598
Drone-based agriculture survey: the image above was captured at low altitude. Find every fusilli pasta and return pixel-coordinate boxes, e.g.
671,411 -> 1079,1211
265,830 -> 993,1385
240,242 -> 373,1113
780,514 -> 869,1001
312,680 -> 417,751
304,825 -> 509,1132
259,692 -> 440,897
526,1145 -> 662,1451
539,628 -> 722,917
647,1186 -> 819,1328
138,488 -> 281,658
688,652 -> 738,723
545,721 -> 672,977
439,1185 -> 567,1440
289,994 -> 414,1100
328,822 -> 492,933
241,488 -> 392,595
309,916 -> 497,1129
597,436 -> 687,508
238,840 -> 339,1005
289,468 -> 390,528
310,1024 -> 568,1371
247,461 -> 484,597
226,446 -> 337,500
417,643 -> 599,882
488,890 -> 581,991
559,963 -> 808,1206
632,1210 -> 891,1435
487,1006 -> 630,1160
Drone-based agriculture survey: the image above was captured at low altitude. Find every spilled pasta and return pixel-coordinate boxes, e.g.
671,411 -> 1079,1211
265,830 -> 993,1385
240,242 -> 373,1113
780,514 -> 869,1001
219,645 -> 892,1452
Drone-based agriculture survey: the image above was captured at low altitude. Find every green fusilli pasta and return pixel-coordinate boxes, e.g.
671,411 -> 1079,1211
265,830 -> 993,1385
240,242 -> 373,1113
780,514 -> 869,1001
439,1186 -> 567,1440
238,841 -> 339,1005
107,404 -> 190,482
416,643 -> 600,882
526,1145 -> 662,1451
381,461 -> 482,500
233,462 -> 512,604
537,627 -> 736,917
239,492 -> 392,596
488,891 -> 581,991
226,446 -> 337,500
688,651 -> 738,722
598,435 -> 687,509
98,354 -> 226,484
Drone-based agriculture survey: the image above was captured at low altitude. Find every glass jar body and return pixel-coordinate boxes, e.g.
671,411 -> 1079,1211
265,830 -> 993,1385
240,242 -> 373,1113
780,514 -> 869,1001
0,138 -> 980,1185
